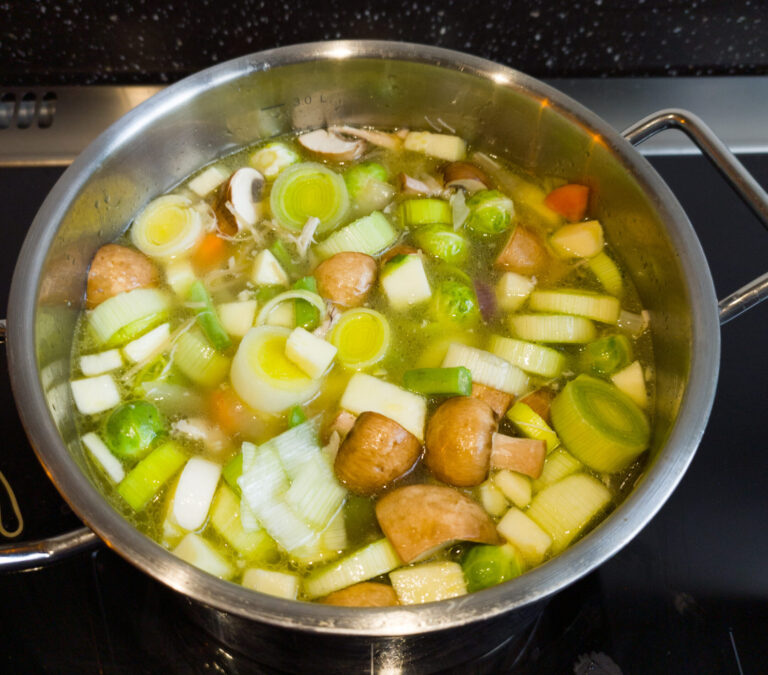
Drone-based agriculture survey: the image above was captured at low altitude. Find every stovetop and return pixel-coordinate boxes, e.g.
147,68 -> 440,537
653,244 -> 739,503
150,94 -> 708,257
1,80 -> 767,674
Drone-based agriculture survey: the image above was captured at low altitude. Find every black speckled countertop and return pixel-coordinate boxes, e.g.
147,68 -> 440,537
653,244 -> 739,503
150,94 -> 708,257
1,0 -> 767,85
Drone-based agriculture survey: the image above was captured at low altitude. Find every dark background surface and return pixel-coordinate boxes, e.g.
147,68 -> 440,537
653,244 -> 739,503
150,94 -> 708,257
2,0 -> 768,85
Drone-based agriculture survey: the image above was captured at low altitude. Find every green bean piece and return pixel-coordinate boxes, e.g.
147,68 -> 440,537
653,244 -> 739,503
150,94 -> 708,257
403,367 -> 472,396
293,276 -> 320,330
186,280 -> 232,352
288,405 -> 307,428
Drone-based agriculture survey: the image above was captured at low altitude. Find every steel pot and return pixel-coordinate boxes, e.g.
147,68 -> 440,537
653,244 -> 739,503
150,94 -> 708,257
3,41 -> 768,671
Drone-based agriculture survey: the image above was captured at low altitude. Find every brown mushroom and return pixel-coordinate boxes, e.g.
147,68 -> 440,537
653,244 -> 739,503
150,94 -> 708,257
470,382 -> 514,419
86,244 -> 158,308
397,172 -> 443,196
424,396 -> 497,487
215,167 -> 265,236
376,484 -> 500,563
494,225 -> 550,276
380,244 -> 420,266
297,129 -> 366,162
490,433 -> 546,479
321,582 -> 399,607
519,388 -> 556,425
325,409 -> 357,441
314,252 -> 377,307
334,412 -> 422,496
328,125 -> 402,151
442,161 -> 492,193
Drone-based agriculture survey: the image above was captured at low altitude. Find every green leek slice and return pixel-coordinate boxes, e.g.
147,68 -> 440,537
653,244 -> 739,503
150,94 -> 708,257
230,325 -> 321,413
186,280 -> 231,352
532,447 -> 583,493
255,289 -> 327,327
117,441 -> 187,511
329,308 -> 390,370
506,401 -> 560,453
488,335 -> 566,378
528,290 -> 620,324
89,288 -> 171,345
550,374 -> 650,473
209,484 -> 278,562
526,473 -> 612,553
174,329 -> 231,387
270,162 -> 349,234
588,251 -> 623,297
399,198 -> 452,227
313,211 -> 398,260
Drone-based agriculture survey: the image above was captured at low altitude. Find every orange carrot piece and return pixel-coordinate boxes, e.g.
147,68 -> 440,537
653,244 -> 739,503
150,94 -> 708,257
544,184 -> 589,222
209,388 -> 263,438
490,433 -> 546,478
192,232 -> 229,271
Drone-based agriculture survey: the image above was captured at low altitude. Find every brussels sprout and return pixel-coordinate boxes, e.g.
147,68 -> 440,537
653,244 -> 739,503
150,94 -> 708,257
344,162 -> 394,214
465,190 -> 514,235
103,401 -> 165,461
414,224 -> 470,264
429,279 -> 480,326
344,162 -> 389,198
462,544 -> 523,592
579,334 -> 632,377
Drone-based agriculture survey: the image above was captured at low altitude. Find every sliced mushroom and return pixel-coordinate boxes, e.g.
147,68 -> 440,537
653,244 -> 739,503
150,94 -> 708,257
490,433 -> 546,479
216,167 -> 265,236
442,162 -> 492,193
334,412 -> 422,495
397,172 -> 443,196
314,252 -> 377,307
298,129 -> 366,162
519,388 -> 556,425
494,225 -> 550,276
425,396 -> 497,487
329,125 -> 402,150
470,382 -> 514,419
321,582 -> 399,607
376,484 -> 500,563
86,244 -> 158,308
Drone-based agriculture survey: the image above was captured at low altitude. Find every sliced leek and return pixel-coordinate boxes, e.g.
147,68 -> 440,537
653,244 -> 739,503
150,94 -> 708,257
506,401 -> 560,453
399,198 -> 452,227
174,329 -> 231,387
313,211 -> 397,260
532,447 -> 583,493
441,342 -> 528,396
256,289 -> 327,328
550,374 -> 650,473
209,484 -> 278,562
89,288 -> 170,345
588,251 -> 623,297
117,441 -> 187,511
131,194 -> 204,259
526,473 -> 612,553
509,314 -> 596,344
329,308 -> 390,370
528,290 -> 620,324
230,325 -> 321,413
488,335 -> 565,378
270,162 -> 349,234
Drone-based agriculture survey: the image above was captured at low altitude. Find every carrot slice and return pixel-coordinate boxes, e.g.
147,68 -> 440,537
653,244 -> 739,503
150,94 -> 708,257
209,388 -> 263,438
192,232 -> 229,271
543,184 -> 589,222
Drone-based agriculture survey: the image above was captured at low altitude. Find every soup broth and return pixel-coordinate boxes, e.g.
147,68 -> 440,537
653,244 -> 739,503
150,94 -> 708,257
71,126 -> 653,605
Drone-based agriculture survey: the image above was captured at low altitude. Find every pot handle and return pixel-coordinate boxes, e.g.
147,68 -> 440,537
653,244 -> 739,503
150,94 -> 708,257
622,109 -> 768,325
0,318 -> 102,571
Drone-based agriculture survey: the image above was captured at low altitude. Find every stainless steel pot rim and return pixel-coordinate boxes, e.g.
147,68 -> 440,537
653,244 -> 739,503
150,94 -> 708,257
7,40 -> 720,635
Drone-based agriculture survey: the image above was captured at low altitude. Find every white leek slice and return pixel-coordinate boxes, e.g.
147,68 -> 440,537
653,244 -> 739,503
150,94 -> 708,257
509,314 -> 596,343
251,500 -> 317,552
390,561 -> 467,605
239,445 -> 289,509
284,453 -> 346,530
496,272 -> 535,312
256,290 -> 327,327
70,374 -> 121,415
79,349 -> 123,376
258,418 -> 322,480
528,290 -> 620,324
313,211 -> 397,260
304,538 -> 401,599
526,473 -> 612,554
231,325 -> 322,413
532,448 -> 583,493
209,484 -> 276,561
441,342 -> 529,396
82,432 -> 125,483
172,533 -> 234,579
172,457 -> 222,531
88,288 -> 170,345
241,568 -> 300,599
340,373 -> 427,440
123,322 -> 171,363
285,327 -> 337,379
131,194 -> 204,259
488,335 -> 565,378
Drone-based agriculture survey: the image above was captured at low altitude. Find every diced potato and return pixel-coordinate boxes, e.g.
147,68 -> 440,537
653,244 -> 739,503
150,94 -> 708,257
70,374 -> 121,415
241,568 -> 300,599
164,259 -> 197,298
496,272 -> 535,312
251,249 -> 288,286
172,533 -> 234,579
496,507 -> 552,565
403,131 -> 466,162
381,255 -> 432,310
478,480 -> 509,517
123,322 -> 171,363
187,165 -> 229,197
389,561 -> 467,604
493,469 -> 532,509
79,349 -> 123,376
217,300 -> 257,338
550,220 -> 604,259
82,432 -> 125,483
285,327 -> 337,379
611,360 -> 648,408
